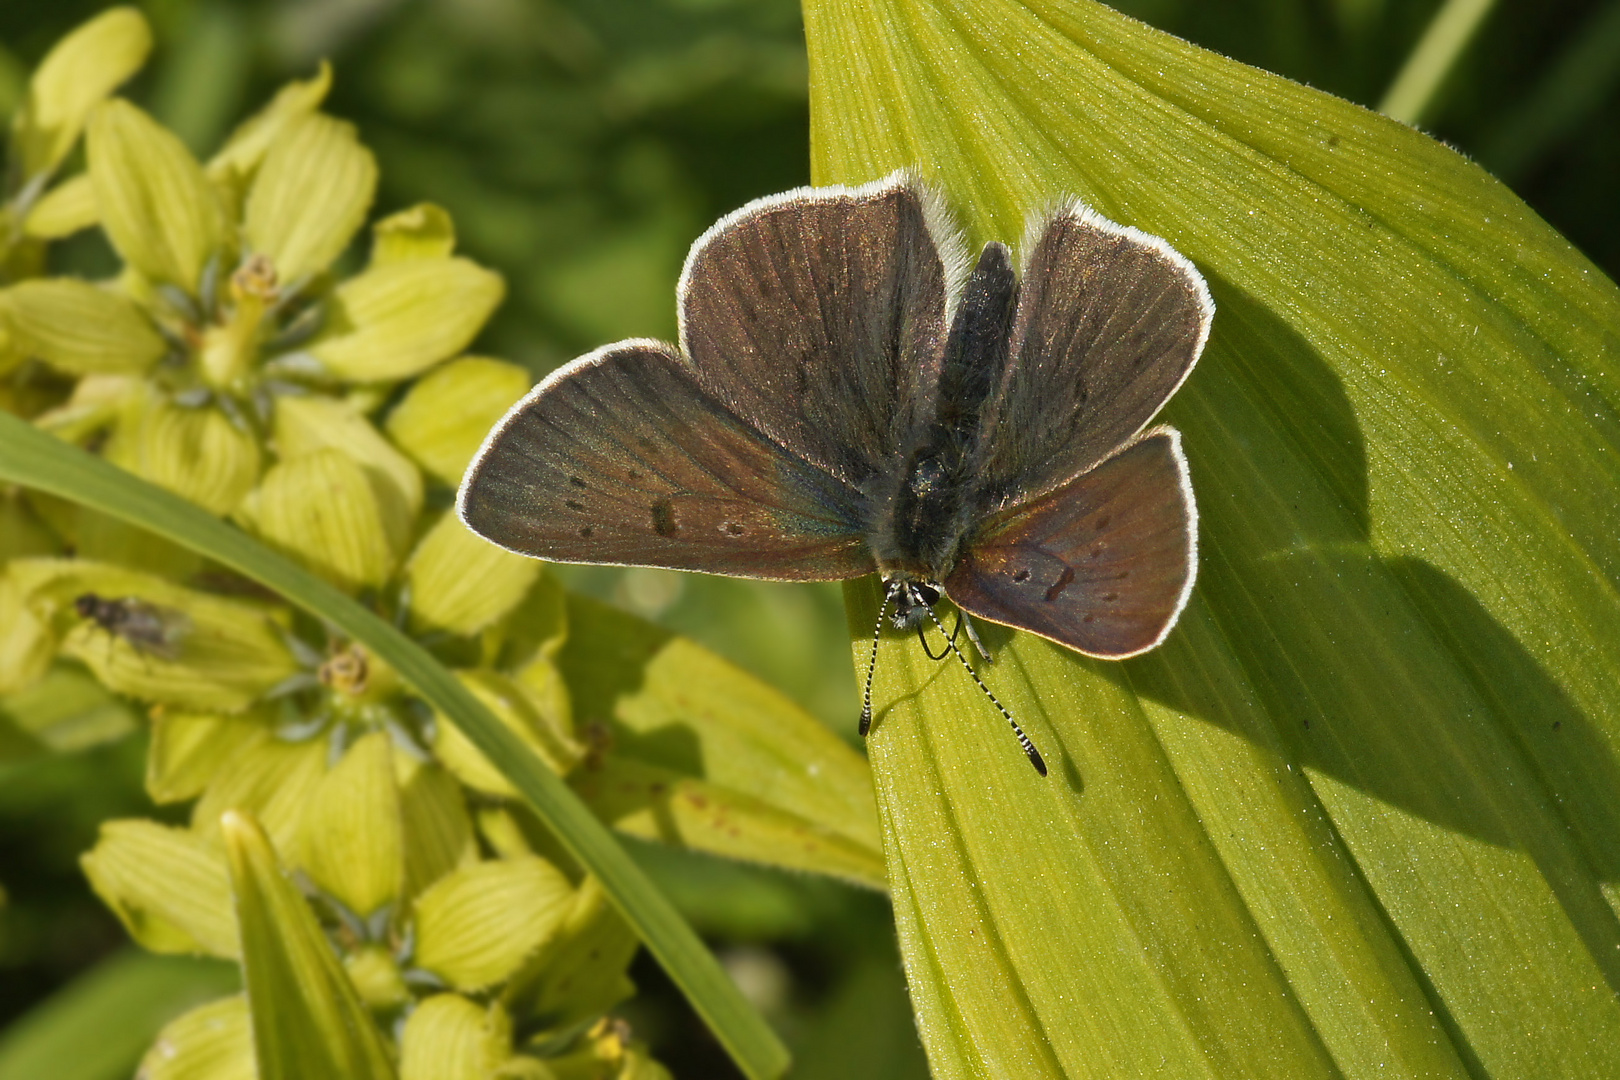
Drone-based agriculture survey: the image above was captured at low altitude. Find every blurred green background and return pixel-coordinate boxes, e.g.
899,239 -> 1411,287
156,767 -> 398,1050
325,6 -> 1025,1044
1,1 -> 1616,1076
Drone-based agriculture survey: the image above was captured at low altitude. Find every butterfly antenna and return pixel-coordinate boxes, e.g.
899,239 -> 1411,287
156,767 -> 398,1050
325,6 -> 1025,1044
923,605 -> 1047,777
859,591 -> 891,737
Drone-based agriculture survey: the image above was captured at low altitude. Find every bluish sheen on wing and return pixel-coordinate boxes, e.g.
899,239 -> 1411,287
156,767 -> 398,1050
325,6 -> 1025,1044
971,208 -> 1210,509
459,343 -> 874,581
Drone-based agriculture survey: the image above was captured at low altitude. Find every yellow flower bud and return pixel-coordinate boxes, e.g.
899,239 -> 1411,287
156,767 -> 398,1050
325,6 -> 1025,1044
385,355 -> 531,486
311,257 -> 505,382
400,995 -> 512,1080
239,447 -> 397,592
147,710 -> 262,804
273,394 -> 422,556
0,278 -> 166,375
345,945 -> 409,1010
370,203 -> 456,265
139,996 -> 254,1080
245,114 -> 377,285
411,857 -> 574,991
14,557 -> 299,713
297,731 -> 404,918
405,511 -> 541,637
208,61 -> 332,184
87,99 -> 226,294
192,731 -> 330,856
81,819 -> 237,958
23,173 -> 98,239
116,396 -> 262,515
12,7 -> 151,178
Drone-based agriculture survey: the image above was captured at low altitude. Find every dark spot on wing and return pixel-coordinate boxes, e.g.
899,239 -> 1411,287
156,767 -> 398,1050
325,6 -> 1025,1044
569,476 -> 587,489
720,521 -> 745,537
579,526 -> 594,538
637,435 -> 658,453
651,500 -> 678,537
1103,592 -> 1119,603
1082,613 -> 1094,623
1012,569 -> 1031,583
1093,515 -> 1111,531
1044,565 -> 1075,602
1089,544 -> 1104,560
628,470 -> 643,483
565,499 -> 584,511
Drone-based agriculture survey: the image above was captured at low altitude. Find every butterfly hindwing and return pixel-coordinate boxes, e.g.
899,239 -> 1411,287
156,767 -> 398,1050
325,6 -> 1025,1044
946,428 -> 1196,658
458,342 -> 873,581
971,204 -> 1212,508
679,175 -> 955,488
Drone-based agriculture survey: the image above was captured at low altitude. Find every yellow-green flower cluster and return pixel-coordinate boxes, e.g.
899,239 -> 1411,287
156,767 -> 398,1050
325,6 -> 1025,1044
0,10 -> 673,1077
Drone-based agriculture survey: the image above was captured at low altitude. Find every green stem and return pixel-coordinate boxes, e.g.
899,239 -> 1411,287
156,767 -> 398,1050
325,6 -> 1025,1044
1379,0 -> 1499,125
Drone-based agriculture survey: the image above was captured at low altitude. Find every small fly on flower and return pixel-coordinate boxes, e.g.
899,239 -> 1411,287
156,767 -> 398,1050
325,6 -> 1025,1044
74,593 -> 192,661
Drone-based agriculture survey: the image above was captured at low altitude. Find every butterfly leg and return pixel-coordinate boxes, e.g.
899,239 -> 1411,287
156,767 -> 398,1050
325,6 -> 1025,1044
915,613 -> 961,661
959,612 -> 992,665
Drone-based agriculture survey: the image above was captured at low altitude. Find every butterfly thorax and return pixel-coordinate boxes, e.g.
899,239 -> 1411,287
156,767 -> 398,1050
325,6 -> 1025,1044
869,240 -> 1018,591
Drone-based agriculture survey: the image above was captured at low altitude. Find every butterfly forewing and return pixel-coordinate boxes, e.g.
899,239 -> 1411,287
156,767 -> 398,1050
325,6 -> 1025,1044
458,342 -> 873,581
680,176 -> 952,487
971,205 -> 1212,508
947,429 -> 1196,658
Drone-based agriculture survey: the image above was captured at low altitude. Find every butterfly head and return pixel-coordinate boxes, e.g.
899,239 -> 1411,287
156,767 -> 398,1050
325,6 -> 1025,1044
884,577 -> 941,630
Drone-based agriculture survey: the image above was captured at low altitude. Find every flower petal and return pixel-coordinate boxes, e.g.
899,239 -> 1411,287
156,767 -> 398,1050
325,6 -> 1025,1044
310,258 -> 504,382
244,114 -> 377,285
87,99 -> 227,295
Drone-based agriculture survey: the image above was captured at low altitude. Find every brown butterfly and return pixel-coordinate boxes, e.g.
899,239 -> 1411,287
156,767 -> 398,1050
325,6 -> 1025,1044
458,173 -> 1212,775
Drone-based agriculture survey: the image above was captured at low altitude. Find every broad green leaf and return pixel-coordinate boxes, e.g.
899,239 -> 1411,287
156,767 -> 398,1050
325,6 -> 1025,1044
0,413 -> 789,1080
805,1 -> 1620,1078
559,594 -> 885,890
